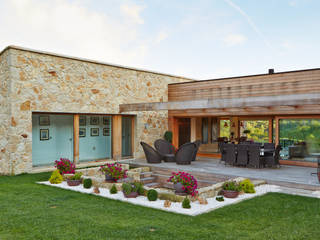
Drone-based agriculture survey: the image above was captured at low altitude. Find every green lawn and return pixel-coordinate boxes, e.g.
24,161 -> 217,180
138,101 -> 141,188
1,173 -> 320,240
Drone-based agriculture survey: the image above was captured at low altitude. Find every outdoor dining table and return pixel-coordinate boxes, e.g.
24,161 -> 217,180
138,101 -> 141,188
260,148 -> 274,156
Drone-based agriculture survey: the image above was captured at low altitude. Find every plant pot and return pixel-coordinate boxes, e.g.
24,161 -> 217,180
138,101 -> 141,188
105,174 -> 116,183
174,182 -> 187,195
67,179 -> 82,186
123,191 -> 138,198
223,190 -> 239,198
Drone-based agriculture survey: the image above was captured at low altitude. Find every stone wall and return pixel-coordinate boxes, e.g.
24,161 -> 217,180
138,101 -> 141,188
0,47 -> 191,174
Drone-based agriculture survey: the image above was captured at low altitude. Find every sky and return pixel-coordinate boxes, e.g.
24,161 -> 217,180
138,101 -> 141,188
0,0 -> 319,79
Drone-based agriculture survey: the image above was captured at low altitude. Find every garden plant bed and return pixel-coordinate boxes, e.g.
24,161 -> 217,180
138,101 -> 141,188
38,180 -> 281,216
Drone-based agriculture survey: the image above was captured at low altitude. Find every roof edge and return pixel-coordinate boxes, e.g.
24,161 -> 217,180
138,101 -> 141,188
0,45 -> 195,80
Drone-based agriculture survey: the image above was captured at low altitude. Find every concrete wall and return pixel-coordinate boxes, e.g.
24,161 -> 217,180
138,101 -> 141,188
0,46 -> 191,174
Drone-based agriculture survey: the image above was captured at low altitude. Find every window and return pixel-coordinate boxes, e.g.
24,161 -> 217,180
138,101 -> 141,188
202,118 -> 208,144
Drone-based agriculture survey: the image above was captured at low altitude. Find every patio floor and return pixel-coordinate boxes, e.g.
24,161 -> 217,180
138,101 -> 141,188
126,157 -> 320,190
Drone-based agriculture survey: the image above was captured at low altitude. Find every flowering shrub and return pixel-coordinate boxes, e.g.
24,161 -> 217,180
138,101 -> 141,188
100,163 -> 127,182
54,158 -> 75,174
168,171 -> 198,196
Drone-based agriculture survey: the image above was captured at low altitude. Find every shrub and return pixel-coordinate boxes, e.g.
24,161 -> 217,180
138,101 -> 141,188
69,172 -> 83,181
100,163 -> 127,182
182,197 -> 191,209
54,158 -> 75,174
133,182 -> 145,195
83,178 -> 92,189
164,131 -> 173,143
110,184 -> 118,194
168,171 -> 198,196
49,170 -> 64,184
223,181 -> 242,192
240,179 -> 255,193
147,189 -> 158,201
158,193 -> 183,202
122,183 -> 132,195
216,196 -> 224,202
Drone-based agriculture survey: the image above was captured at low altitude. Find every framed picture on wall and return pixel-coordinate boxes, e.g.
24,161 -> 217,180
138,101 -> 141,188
79,116 -> 86,126
40,129 -> 49,141
79,128 -> 86,137
91,128 -> 99,136
39,116 -> 50,126
90,116 -> 99,125
103,117 -> 110,125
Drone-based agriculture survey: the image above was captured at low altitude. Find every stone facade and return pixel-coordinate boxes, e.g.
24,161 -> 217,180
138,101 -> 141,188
0,46 -> 191,175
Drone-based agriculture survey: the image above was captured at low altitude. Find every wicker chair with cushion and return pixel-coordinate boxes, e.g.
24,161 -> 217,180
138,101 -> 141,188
154,139 -> 176,162
140,142 -> 162,164
176,142 -> 196,165
191,140 -> 201,161
248,145 -> 263,168
225,144 -> 237,166
236,144 -> 249,166
264,145 -> 281,167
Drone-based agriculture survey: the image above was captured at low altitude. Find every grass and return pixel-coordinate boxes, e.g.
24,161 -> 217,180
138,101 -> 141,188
1,173 -> 320,240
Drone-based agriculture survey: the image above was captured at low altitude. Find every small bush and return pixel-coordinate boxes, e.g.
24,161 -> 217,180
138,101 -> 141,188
133,182 -> 145,195
83,178 -> 92,189
182,197 -> 191,209
158,193 -> 182,202
240,179 -> 255,193
69,172 -> 83,180
147,189 -> 158,201
122,183 -> 132,195
49,170 -> 64,184
164,131 -> 173,143
216,196 -> 224,202
110,184 -> 118,194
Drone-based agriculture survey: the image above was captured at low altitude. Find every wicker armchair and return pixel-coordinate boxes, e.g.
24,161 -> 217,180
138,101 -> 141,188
225,144 -> 237,166
191,140 -> 201,161
154,139 -> 176,162
264,145 -> 281,167
140,142 -> 162,164
176,142 -> 196,165
237,144 -> 249,166
248,145 -> 263,168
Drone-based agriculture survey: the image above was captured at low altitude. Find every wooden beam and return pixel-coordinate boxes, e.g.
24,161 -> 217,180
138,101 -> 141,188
73,114 -> 79,164
112,115 -> 122,160
119,93 -> 320,112
190,117 -> 197,142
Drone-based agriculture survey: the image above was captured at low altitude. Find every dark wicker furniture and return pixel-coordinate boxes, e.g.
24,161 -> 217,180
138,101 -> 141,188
176,142 -> 196,165
248,145 -> 263,168
225,144 -> 237,166
154,139 -> 176,162
191,140 -> 201,161
236,144 -> 248,166
140,142 -> 162,164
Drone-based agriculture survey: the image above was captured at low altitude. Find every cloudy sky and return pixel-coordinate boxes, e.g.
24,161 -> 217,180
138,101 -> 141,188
0,0 -> 319,79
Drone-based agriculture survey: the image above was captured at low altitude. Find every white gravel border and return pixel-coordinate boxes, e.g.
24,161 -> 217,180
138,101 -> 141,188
37,181 -> 284,216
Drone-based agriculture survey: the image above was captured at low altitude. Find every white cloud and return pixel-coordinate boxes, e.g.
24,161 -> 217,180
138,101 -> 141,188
120,3 -> 145,24
0,0 -> 148,67
223,34 -> 247,46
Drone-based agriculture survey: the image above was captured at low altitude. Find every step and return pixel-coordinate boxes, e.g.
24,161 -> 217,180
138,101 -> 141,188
140,177 -> 155,184
162,182 -> 174,189
140,171 -> 153,178
144,182 -> 160,188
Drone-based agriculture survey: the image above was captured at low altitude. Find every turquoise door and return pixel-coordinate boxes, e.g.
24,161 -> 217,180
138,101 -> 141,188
32,114 -> 73,166
79,115 -> 112,161
122,116 -> 132,157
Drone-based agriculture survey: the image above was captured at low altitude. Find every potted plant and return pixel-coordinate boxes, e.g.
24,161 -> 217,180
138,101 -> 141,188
122,182 -> 143,198
100,163 -> 127,182
167,171 -> 198,196
222,181 -> 242,198
54,158 -> 75,175
67,172 -> 83,186
164,131 -> 173,143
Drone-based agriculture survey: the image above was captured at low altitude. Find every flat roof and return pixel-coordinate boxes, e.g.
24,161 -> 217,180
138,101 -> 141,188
0,45 -> 194,80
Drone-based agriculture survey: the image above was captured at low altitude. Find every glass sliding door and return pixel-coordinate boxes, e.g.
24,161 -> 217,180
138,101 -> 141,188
240,120 -> 269,143
79,115 -> 112,162
219,119 -> 230,139
279,119 -> 320,162
122,116 -> 133,157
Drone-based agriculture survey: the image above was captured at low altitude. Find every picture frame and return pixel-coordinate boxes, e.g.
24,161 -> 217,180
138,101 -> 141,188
90,116 -> 99,125
103,117 -> 110,125
79,116 -> 86,126
40,129 -> 49,141
79,128 -> 86,137
103,127 -> 110,136
39,116 -> 50,126
91,128 -> 99,136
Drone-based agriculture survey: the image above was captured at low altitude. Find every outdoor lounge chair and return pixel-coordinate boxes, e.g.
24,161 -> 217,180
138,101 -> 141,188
236,144 -> 249,166
264,145 -> 281,167
176,142 -> 196,165
248,145 -> 263,168
191,140 -> 201,161
225,143 -> 237,166
154,139 -> 176,162
140,142 -> 162,164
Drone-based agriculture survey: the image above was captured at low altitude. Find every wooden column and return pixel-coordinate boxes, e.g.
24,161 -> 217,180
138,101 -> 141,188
172,117 -> 179,148
275,117 -> 280,145
268,119 -> 273,143
73,114 -> 79,164
112,115 -> 122,160
190,117 -> 197,142
131,116 -> 135,157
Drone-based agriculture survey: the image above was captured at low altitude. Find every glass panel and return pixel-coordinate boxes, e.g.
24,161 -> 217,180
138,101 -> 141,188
79,115 -> 112,162
220,120 -> 230,138
240,120 -> 269,143
202,118 -> 208,144
211,118 -> 218,143
32,114 -> 73,166
279,119 -> 320,162
122,116 -> 132,157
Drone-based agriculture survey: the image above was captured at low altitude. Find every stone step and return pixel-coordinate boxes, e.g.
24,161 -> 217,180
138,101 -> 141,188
140,171 -> 153,178
140,177 -> 155,184
144,182 -> 160,188
162,182 -> 174,189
